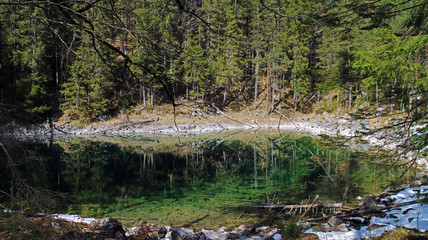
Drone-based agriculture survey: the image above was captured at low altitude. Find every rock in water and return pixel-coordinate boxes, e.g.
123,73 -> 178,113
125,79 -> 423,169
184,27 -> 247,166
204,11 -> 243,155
90,218 -> 126,239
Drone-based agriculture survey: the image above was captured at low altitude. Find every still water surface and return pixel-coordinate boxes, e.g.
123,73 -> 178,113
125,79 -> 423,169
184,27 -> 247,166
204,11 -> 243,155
0,130 -> 412,229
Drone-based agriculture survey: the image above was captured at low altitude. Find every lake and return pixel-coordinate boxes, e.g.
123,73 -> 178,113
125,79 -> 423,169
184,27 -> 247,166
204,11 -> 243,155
0,129 -> 414,230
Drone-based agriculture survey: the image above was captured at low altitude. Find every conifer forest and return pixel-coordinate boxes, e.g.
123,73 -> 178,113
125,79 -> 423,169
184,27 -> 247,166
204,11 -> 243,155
0,0 -> 426,123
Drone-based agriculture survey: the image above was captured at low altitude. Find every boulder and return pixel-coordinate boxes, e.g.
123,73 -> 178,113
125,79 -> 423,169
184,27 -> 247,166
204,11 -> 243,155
202,229 -> 229,240
320,216 -> 342,232
360,121 -> 371,130
411,172 -> 428,186
172,228 -> 197,240
335,223 -> 348,232
337,119 -> 348,127
348,119 -> 356,129
414,172 -> 428,182
360,195 -> 378,212
355,128 -> 371,135
327,216 -> 341,229
158,226 -> 168,238
322,112 -> 328,118
89,218 -> 126,239
374,107 -> 387,117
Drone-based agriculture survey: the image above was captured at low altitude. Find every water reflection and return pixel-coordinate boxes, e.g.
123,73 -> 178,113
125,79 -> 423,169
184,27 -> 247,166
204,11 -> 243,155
0,130 -> 412,229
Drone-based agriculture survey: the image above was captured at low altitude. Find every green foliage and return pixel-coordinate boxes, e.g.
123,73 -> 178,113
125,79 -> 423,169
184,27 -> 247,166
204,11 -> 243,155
282,218 -> 302,240
61,35 -> 114,121
81,203 -> 107,218
0,0 -> 426,119
352,28 -> 427,108
0,5 -> 58,119
315,100 -> 340,114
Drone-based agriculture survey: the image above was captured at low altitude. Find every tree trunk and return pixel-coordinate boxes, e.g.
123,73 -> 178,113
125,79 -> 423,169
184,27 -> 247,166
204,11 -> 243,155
223,85 -> 227,105
337,91 -> 340,104
293,81 -> 297,111
150,88 -> 154,106
143,85 -> 146,107
139,81 -> 142,105
376,80 -> 379,109
348,85 -> 352,112
266,63 -> 270,117
271,65 -> 275,113
254,49 -> 259,111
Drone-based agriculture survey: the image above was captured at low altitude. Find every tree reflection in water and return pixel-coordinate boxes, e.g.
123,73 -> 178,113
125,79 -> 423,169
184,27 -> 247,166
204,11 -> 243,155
0,131 -> 413,228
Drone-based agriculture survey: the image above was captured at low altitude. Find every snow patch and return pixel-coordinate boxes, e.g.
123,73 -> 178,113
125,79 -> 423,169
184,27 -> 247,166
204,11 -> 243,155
48,213 -> 96,224
306,185 -> 428,239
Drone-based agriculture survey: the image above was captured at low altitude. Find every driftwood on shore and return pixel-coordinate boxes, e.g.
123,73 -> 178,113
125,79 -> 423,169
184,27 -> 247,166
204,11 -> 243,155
252,201 -> 344,220
253,185 -> 427,234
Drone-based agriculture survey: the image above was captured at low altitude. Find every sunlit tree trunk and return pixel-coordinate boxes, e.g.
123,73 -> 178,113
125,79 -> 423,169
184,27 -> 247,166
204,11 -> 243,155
266,62 -> 270,117
254,49 -> 259,111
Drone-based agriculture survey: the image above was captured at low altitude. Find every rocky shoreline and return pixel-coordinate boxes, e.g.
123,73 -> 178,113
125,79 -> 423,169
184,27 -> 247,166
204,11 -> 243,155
54,216 -> 283,240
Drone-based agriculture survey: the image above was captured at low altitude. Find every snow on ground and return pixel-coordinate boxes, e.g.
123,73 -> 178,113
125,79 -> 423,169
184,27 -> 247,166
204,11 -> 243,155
48,213 -> 96,224
305,185 -> 428,240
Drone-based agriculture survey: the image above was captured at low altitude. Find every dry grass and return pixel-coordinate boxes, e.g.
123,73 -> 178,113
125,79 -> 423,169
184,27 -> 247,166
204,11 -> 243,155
56,99 -> 411,133
372,227 -> 428,240
58,102 -> 299,128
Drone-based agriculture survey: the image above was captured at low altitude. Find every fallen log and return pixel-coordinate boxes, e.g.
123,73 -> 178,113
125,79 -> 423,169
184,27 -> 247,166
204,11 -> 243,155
306,198 -> 425,222
252,203 -> 343,210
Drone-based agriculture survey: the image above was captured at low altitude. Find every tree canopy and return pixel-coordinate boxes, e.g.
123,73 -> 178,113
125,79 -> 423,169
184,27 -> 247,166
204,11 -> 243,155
0,0 -> 426,122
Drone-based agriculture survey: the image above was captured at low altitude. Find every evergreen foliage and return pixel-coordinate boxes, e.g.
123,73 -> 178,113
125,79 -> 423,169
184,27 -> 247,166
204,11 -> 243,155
0,0 -> 425,122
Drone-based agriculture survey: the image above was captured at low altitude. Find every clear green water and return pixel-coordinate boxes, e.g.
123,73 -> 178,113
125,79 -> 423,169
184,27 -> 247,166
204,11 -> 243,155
0,130 -> 414,230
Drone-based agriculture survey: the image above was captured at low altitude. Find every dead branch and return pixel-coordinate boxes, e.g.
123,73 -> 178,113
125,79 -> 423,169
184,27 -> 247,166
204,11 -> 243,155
300,195 -> 319,218
211,104 -> 254,128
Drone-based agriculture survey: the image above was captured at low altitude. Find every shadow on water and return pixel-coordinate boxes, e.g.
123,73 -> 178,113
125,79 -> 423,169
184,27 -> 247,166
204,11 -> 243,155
0,130 -> 416,229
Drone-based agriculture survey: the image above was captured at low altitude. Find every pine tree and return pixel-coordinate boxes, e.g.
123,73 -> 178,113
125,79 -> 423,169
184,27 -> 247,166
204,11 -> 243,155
61,35 -> 114,121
